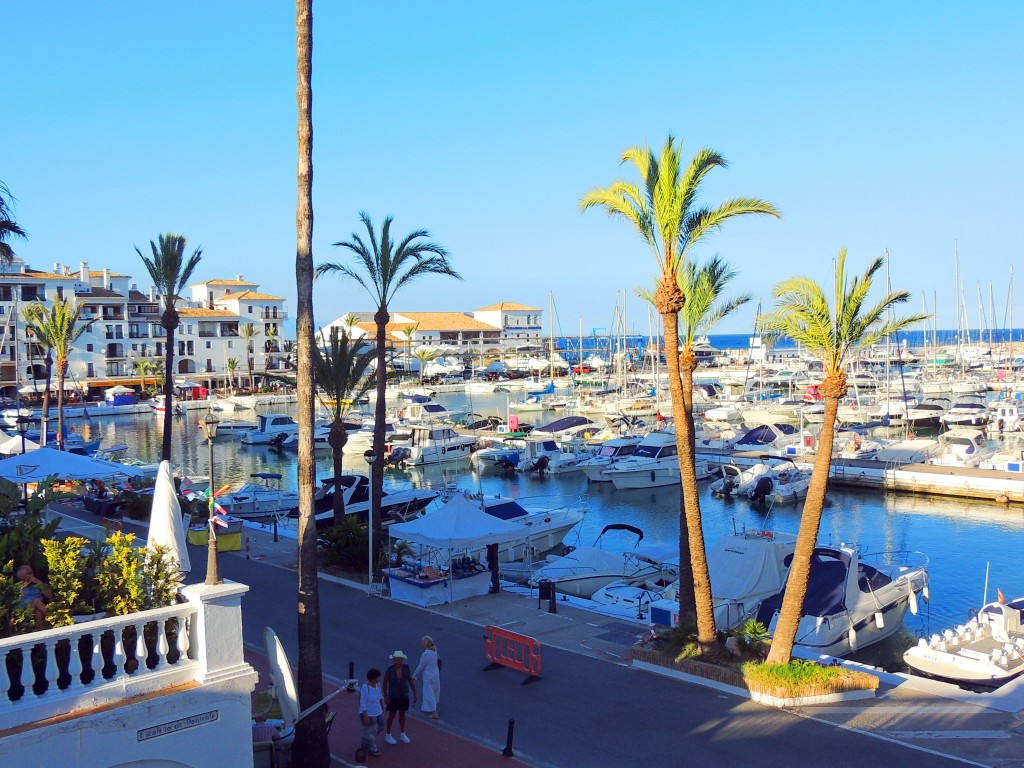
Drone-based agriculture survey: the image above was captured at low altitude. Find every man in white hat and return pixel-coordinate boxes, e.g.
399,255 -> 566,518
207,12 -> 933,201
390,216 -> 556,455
382,650 -> 417,744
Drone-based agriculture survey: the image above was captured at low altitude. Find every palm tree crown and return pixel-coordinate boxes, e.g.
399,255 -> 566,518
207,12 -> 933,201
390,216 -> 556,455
0,181 -> 27,265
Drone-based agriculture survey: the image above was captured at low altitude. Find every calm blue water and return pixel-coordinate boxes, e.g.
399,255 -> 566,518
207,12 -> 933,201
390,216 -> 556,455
553,328 -> 1023,361
69,391 -> 1024,653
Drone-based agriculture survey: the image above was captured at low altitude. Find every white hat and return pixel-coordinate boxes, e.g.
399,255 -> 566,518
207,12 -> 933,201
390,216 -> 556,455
390,650 -> 407,660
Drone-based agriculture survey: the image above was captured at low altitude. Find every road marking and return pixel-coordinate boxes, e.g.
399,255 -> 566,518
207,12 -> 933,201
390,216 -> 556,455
804,705 -> 1000,714
885,731 -> 1011,740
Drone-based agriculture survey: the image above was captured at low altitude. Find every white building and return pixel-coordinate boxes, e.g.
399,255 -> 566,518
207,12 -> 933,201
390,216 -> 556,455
0,261 -> 289,400
320,301 -> 542,357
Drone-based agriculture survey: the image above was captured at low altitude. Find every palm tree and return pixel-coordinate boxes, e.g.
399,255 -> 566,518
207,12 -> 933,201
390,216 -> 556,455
412,348 -> 437,384
580,136 -> 779,654
316,213 -> 460,538
313,327 -> 376,521
281,340 -> 296,370
23,304 -> 55,446
226,357 -> 239,393
240,322 -> 261,391
0,181 -> 27,265
401,325 -> 416,377
291,1 -> 329,764
341,312 -> 360,336
25,298 -> 94,450
136,233 -> 202,462
758,249 -> 926,665
134,358 -> 155,394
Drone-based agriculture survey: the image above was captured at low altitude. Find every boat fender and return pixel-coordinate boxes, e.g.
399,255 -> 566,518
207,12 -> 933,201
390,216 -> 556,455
908,588 -> 919,616
874,611 -> 885,630
922,585 -> 930,603
848,626 -> 858,652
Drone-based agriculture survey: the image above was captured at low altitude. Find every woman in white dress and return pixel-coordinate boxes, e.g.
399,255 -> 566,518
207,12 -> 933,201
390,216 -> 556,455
413,635 -> 442,718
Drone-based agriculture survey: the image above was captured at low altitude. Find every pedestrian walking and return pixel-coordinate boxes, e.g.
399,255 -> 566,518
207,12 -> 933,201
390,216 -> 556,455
358,668 -> 385,756
382,650 -> 417,744
413,635 -> 442,718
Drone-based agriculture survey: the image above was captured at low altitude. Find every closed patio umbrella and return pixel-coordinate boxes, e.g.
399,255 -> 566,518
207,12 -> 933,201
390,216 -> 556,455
146,460 -> 191,573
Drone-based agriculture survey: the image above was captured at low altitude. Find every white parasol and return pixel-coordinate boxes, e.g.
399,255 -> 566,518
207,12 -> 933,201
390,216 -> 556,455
0,435 -> 40,456
0,446 -> 145,482
146,460 -> 191,573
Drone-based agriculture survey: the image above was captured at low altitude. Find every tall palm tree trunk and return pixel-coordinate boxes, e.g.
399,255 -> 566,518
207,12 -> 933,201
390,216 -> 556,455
656,279 -> 695,621
291,1 -> 328,764
678,349 -> 716,651
329,422 -> 348,521
371,306 -> 390,538
765,383 -> 841,665
160,326 -> 175,461
56,362 -> 67,451
41,357 -> 53,447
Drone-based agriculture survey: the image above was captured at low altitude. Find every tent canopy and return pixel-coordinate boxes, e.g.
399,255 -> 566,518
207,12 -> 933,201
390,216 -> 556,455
0,435 -> 40,456
389,494 -> 523,550
0,446 -> 145,482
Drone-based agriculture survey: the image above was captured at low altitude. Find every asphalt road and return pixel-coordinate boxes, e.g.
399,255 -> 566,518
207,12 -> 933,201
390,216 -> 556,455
219,555 -> 974,768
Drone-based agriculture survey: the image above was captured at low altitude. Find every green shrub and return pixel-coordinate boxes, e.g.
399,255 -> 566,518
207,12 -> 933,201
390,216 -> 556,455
0,561 -> 32,638
319,515 -> 369,571
41,536 -> 90,627
741,659 -> 879,697
95,531 -> 145,616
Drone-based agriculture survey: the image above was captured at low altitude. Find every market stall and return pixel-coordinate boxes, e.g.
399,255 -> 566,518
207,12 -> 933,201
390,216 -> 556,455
387,495 -> 523,606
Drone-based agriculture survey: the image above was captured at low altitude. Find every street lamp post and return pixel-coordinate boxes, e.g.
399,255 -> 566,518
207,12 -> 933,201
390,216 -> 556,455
200,410 -> 221,585
363,448 -> 377,596
16,415 -> 31,505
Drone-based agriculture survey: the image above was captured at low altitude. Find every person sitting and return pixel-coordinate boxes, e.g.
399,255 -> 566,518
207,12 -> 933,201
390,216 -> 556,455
17,564 -> 51,630
251,714 -> 283,744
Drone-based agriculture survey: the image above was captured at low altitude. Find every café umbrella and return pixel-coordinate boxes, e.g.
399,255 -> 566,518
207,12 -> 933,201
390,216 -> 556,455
146,460 -> 191,573
0,446 -> 145,483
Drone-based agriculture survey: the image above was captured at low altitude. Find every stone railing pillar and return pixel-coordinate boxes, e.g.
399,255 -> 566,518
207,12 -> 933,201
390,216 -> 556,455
181,581 -> 250,685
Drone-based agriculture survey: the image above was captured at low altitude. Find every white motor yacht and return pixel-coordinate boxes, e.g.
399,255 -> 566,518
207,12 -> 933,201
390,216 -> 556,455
385,424 -> 478,466
929,427 -> 995,468
579,436 -> 643,482
240,413 -> 299,445
601,430 -> 711,489
755,544 -> 929,657
940,394 -> 990,427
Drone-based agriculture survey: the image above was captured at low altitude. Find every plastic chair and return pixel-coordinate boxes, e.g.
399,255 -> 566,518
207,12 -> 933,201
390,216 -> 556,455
252,741 -> 278,768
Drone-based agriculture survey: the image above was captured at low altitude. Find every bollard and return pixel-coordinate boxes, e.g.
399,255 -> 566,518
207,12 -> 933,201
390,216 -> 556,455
273,516 -> 279,543
502,718 -> 515,757
547,585 -> 557,614
245,536 -> 251,560
347,661 -> 356,691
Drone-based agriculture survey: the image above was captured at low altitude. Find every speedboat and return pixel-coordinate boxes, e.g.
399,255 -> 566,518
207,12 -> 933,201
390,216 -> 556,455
528,524 -> 674,598
471,436 -> 580,474
212,473 -> 298,520
288,474 -> 441,528
589,551 -> 681,617
746,457 -> 813,506
601,430 -> 711,489
578,436 -> 643,482
384,424 -> 478,466
929,427 -> 995,468
903,594 -> 1024,687
240,413 -> 299,445
709,462 -> 769,498
940,394 -> 990,427
755,544 -> 930,657
649,527 -> 798,630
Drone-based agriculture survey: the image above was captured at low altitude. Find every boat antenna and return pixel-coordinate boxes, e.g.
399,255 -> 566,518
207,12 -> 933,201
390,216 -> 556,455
983,561 -> 990,606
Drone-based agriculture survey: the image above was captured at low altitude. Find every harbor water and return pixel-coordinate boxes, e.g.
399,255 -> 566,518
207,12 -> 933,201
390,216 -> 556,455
68,390 -> 1024,664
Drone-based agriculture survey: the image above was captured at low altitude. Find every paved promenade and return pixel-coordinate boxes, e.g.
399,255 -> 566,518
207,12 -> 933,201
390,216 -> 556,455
56,505 -> 1024,767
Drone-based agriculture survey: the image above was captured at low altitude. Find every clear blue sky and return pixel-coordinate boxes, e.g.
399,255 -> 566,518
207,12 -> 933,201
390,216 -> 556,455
4,2 -> 1022,338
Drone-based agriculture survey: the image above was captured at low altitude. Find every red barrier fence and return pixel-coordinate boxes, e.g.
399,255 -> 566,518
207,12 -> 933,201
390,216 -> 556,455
484,625 -> 542,682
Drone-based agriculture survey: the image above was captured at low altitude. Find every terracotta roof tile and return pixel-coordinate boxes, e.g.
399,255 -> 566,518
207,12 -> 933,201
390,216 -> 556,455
474,301 -> 541,312
216,290 -> 285,302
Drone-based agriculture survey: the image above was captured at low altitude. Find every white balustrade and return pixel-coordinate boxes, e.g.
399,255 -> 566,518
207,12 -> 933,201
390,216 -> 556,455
0,596 -> 200,730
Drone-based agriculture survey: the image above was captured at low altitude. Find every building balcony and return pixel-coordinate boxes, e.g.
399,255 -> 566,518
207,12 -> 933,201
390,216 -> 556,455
0,579 -> 256,762
259,310 -> 286,320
